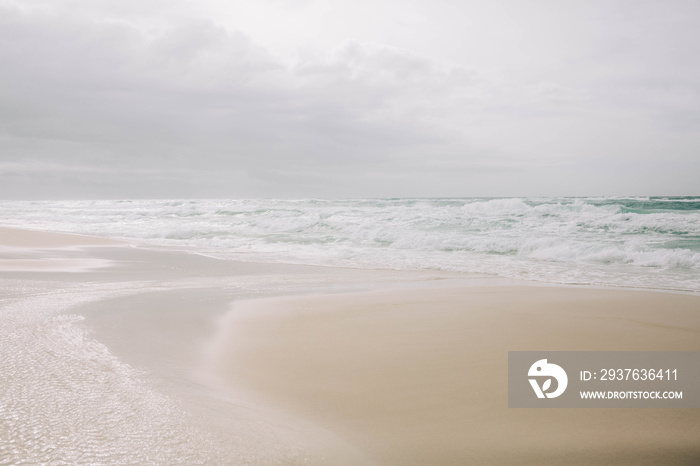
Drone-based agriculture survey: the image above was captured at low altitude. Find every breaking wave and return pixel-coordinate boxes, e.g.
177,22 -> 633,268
1,197 -> 699,291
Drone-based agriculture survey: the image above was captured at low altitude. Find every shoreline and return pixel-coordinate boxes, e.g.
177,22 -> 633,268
0,226 -> 123,247
4,222 -> 699,296
1,225 -> 699,464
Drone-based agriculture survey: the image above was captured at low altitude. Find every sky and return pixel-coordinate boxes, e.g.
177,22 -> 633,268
0,0 -> 699,199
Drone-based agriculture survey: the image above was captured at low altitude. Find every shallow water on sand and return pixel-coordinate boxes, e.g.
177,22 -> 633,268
0,247 -> 431,465
0,279 -> 225,464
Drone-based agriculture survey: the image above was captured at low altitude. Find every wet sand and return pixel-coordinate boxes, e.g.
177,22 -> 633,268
211,288 -> 700,465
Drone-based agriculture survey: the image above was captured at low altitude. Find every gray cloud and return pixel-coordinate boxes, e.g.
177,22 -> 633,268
0,0 -> 699,198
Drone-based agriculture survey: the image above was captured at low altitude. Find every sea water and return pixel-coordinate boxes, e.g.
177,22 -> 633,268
1,197 -> 699,292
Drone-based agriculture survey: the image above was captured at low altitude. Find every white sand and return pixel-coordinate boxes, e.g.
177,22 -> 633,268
0,226 -> 121,247
0,226 -> 120,271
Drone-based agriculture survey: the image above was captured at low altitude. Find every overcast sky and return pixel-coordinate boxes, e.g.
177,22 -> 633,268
1,0 -> 698,199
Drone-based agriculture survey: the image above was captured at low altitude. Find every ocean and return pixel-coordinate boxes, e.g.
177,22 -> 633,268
2,197 -> 699,292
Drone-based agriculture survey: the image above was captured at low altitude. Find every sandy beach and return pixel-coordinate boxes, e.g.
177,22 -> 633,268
215,288 -> 700,465
1,226 -> 699,465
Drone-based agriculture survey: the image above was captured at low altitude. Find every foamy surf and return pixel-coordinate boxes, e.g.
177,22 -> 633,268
1,197 -> 698,292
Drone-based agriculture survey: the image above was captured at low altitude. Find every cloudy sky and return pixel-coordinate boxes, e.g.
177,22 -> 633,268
1,0 -> 698,199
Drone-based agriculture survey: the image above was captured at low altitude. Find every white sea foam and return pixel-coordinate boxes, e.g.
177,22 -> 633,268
1,197 -> 699,291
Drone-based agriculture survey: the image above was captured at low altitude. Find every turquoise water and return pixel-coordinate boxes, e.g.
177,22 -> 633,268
1,197 -> 699,292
